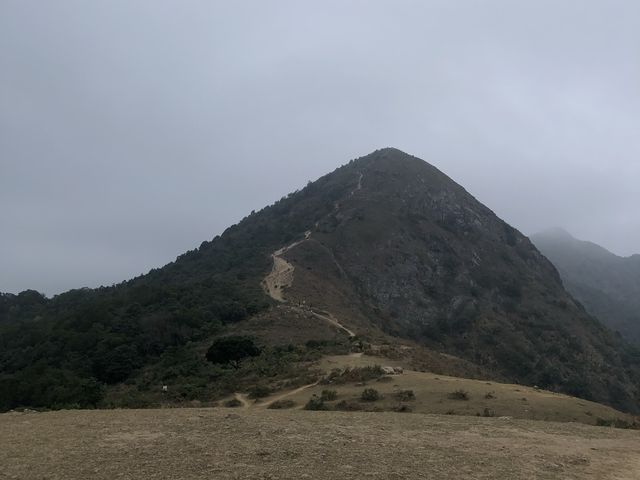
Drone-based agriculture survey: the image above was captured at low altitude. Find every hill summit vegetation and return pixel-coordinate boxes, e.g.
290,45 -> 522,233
1,148 -> 639,413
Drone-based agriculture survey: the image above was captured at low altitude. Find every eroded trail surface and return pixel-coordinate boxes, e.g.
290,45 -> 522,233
2,408 -> 639,480
308,309 -> 356,338
258,382 -> 320,408
262,256 -> 294,302
261,231 -> 310,302
262,172 -> 364,305
261,230 -> 357,338
233,393 -> 251,408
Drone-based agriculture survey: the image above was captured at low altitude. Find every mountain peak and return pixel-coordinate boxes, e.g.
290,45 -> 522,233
369,146 -> 412,156
3,149 -> 640,415
349,148 -> 461,196
354,147 -> 423,169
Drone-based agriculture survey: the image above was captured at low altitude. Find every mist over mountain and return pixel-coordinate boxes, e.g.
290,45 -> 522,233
531,228 -> 640,344
1,149 -> 639,414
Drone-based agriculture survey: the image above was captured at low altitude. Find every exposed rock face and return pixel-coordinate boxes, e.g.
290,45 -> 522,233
262,148 -> 639,412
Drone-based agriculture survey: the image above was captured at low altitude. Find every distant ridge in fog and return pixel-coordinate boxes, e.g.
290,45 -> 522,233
532,228 -> 640,344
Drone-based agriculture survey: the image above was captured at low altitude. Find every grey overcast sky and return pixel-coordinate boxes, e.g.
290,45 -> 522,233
1,1 -> 639,296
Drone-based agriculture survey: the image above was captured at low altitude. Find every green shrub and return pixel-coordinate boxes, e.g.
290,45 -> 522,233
268,399 -> 296,409
394,404 -> 412,413
206,336 -> 261,368
321,389 -> 338,401
447,389 -> 470,401
334,400 -> 364,411
323,366 -> 384,385
304,395 -> 328,411
248,384 -> 271,399
361,388 -> 381,402
104,393 -> 153,409
305,339 -> 331,349
376,376 -> 393,383
224,398 -> 242,408
395,390 -> 415,401
596,417 -> 640,429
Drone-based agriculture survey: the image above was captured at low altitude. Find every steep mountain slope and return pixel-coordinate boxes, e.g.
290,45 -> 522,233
1,148 -> 639,413
269,149 -> 640,412
531,228 -> 640,344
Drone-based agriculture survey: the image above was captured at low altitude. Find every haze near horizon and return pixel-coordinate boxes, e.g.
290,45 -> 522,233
2,1 -> 639,295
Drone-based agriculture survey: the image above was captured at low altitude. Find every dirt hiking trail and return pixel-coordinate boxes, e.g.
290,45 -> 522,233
258,382 -> 320,408
261,187 -> 361,339
233,393 -> 251,408
261,231 -> 311,302
308,309 -> 356,338
261,171 -> 364,305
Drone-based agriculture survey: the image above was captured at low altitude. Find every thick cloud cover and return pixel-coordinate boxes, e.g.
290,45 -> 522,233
2,1 -> 639,295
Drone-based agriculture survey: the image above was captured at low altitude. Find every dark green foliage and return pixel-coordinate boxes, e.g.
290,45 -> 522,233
305,339 -> 334,349
595,417 -> 640,429
448,389 -> 470,401
323,366 -> 384,385
3,148 -> 640,415
304,395 -> 328,411
0,365 -> 103,411
267,399 -> 296,409
0,275 -> 257,409
360,388 -> 381,402
205,336 -> 261,367
501,282 -> 523,300
395,389 -> 415,401
535,364 -> 563,389
494,340 -> 535,378
394,404 -> 412,413
0,290 -> 47,324
564,374 -> 594,401
334,400 -> 364,411
0,151 -> 355,411
248,384 -> 271,399
320,389 -> 338,401
376,376 -> 393,383
93,344 -> 143,384
131,342 -> 321,406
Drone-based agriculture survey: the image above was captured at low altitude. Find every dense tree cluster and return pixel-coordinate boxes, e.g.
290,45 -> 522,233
206,336 -> 261,367
0,168 -> 353,411
0,277 -> 262,410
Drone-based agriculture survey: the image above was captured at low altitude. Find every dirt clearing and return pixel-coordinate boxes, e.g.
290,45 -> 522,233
1,408 -> 639,479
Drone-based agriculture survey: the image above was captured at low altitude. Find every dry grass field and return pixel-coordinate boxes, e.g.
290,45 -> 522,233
1,407 -> 639,480
248,353 -> 636,426
3,353 -> 638,479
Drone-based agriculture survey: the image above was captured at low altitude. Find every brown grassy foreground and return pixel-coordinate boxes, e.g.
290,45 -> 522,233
2,408 -> 639,480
